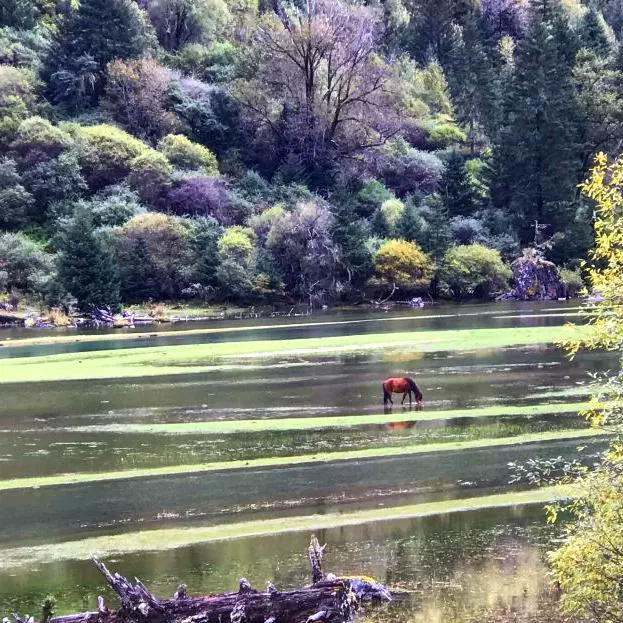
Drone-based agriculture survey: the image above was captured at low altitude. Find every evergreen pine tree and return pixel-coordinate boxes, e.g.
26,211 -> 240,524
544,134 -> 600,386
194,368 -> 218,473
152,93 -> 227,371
493,0 -> 580,244
572,49 -> 623,174
57,208 -> 120,311
331,202 -> 373,290
371,207 -> 390,238
419,196 -> 452,261
396,202 -> 424,243
46,0 -> 153,104
446,10 -> 497,154
440,151 -> 477,216
73,0 -> 152,68
119,235 -> 160,303
0,0 -> 36,28
579,7 -> 611,57
406,0 -> 457,64
190,217 -> 221,289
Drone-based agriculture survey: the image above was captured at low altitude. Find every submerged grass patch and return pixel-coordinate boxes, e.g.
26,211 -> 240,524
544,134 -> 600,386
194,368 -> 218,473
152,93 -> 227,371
0,428 -> 607,492
0,325 -> 587,384
0,485 -> 575,570
0,307 -> 579,350
71,401 -> 592,435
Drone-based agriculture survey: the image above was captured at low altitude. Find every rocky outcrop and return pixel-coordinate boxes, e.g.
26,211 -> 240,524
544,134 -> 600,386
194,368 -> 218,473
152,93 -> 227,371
499,248 -> 567,301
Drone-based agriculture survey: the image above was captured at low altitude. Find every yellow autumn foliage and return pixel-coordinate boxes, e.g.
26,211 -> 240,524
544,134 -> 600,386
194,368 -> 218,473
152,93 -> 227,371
550,152 -> 623,622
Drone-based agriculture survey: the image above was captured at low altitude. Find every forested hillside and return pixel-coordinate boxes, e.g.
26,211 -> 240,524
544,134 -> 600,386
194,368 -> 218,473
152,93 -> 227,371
0,0 -> 619,311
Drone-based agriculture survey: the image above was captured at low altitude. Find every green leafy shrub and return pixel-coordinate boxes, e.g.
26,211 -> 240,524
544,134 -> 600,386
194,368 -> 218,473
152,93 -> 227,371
380,198 -> 405,234
372,239 -> 434,291
21,150 -> 87,222
356,179 -> 394,218
158,134 -> 218,174
377,139 -> 444,197
560,267 -> 584,297
438,243 -> 511,299
54,185 -> 144,229
11,116 -> 71,161
127,151 -> 172,207
0,65 -> 37,138
249,205 -> 286,239
115,212 -> 192,301
0,25 -> 52,69
425,121 -> 466,148
218,225 -> 254,261
0,231 -> 56,297
0,158 -> 33,229
77,124 -> 161,189
175,42 -> 240,83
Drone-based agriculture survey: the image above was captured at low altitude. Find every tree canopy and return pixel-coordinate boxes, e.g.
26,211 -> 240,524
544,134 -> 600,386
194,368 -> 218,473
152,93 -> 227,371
3,0 -> 623,309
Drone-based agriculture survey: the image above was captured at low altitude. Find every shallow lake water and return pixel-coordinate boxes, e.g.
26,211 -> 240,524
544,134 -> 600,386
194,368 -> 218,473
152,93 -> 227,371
0,504 -> 560,622
0,302 -> 607,620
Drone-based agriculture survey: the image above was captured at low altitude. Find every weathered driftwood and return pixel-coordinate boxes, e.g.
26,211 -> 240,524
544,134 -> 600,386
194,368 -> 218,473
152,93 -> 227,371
13,537 -> 391,623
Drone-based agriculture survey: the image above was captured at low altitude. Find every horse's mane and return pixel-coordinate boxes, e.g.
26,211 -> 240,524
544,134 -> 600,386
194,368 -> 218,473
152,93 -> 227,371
404,377 -> 422,399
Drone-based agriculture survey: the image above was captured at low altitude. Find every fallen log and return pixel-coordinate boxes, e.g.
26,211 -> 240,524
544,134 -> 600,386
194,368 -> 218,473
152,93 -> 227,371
11,537 -> 391,623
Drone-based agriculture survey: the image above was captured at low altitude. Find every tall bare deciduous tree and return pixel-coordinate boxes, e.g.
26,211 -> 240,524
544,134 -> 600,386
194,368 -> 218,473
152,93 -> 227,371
234,0 -> 403,182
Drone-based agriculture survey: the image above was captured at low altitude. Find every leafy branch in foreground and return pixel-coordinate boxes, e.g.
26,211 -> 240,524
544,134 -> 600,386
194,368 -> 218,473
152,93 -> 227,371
542,152 -> 623,623
508,456 -> 584,486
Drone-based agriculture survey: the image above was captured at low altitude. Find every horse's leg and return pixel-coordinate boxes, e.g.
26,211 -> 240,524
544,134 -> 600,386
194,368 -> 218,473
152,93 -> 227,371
401,392 -> 407,405
409,390 -> 412,408
383,385 -> 393,406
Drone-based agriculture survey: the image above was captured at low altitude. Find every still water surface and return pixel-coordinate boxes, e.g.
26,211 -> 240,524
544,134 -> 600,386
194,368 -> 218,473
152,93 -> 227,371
0,505 -> 559,623
0,302 -> 605,620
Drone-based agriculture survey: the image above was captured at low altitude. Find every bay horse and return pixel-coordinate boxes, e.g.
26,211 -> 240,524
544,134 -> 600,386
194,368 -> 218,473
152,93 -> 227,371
383,377 -> 423,408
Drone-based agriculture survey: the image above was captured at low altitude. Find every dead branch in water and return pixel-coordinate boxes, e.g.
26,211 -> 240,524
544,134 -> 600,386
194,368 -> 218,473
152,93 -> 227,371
11,536 -> 391,623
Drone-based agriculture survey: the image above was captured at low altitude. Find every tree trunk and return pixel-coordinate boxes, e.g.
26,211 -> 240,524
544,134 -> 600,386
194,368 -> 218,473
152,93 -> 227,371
18,537 -> 391,623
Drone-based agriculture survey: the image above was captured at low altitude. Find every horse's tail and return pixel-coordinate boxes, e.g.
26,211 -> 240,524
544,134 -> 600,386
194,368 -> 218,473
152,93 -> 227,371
405,377 -> 423,401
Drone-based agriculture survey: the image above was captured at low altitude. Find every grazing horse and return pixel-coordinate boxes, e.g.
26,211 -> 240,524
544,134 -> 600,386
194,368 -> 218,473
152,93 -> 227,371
383,377 -> 423,408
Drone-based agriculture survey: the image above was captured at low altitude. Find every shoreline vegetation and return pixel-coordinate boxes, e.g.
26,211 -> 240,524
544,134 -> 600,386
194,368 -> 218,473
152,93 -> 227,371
0,297 -> 585,331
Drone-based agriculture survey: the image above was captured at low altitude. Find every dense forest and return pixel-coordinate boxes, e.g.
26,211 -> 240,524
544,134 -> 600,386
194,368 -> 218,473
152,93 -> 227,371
0,0 -> 620,311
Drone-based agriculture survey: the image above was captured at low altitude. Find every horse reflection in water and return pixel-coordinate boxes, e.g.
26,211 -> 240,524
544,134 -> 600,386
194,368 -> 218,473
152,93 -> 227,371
384,419 -> 416,430
382,376 -> 423,409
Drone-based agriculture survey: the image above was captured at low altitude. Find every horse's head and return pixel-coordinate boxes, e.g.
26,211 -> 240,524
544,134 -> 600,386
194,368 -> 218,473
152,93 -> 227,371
416,388 -> 423,407
405,377 -> 423,408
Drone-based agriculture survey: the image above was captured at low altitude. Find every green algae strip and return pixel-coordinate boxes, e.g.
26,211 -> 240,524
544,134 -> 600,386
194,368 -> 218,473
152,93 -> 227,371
0,485 -> 575,569
72,401 -> 592,435
0,325 -> 588,384
0,428 -> 607,493
0,306 -> 577,349
0,313 -> 462,348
